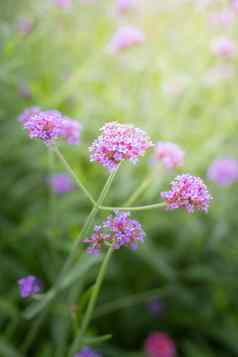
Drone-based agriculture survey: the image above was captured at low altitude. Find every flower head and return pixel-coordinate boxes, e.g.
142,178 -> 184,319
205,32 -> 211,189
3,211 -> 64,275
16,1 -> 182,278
208,9 -> 234,27
89,122 -> 153,171
108,26 -> 144,53
144,332 -> 176,357
49,173 -> 74,194
23,110 -> 63,144
161,174 -> 211,213
84,211 -> 145,255
155,142 -> 184,169
203,64 -> 235,86
18,18 -> 33,36
147,297 -> 163,317
117,0 -> 136,14
61,117 -> 81,145
55,0 -> 72,8
207,158 -> 238,186
17,106 -> 41,123
211,37 -> 236,58
18,275 -> 42,298
74,347 -> 102,357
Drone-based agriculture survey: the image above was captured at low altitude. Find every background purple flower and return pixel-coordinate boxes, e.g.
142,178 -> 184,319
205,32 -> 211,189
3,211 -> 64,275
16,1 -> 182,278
211,37 -> 236,58
207,158 -> 238,186
161,174 -> 211,213
61,117 -> 81,145
49,173 -> 74,194
117,0 -> 136,14
89,122 -> 153,171
17,18 -> 33,36
155,142 -> 184,169
55,0 -> 72,9
18,275 -> 42,298
147,297 -> 163,317
108,26 -> 144,53
144,331 -> 176,357
74,347 -> 102,357
84,211 -> 145,255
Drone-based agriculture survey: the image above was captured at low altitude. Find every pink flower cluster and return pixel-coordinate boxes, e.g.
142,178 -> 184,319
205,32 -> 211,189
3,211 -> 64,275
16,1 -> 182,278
161,174 -> 211,213
108,26 -> 144,53
117,0 -> 136,14
55,0 -> 72,9
208,9 -> 234,27
18,107 -> 81,145
207,158 -> 238,186
89,122 -> 152,171
84,211 -> 145,256
144,332 -> 176,357
155,142 -> 184,169
211,37 -> 236,58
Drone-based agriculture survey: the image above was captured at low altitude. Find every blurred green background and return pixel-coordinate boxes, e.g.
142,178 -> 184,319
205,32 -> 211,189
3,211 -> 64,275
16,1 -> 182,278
1,0 -> 238,356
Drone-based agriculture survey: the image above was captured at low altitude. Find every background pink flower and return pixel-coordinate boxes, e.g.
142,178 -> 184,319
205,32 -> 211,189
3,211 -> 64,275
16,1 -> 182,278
144,332 -> 176,357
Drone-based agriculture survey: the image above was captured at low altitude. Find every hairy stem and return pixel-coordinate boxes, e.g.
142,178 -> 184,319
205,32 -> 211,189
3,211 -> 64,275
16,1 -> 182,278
68,246 -> 114,356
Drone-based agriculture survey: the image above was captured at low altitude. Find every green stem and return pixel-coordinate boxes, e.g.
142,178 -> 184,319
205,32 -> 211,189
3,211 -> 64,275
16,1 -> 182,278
24,168 -> 119,320
99,202 -> 166,211
53,146 -> 96,206
68,246 -> 114,356
125,174 -> 152,206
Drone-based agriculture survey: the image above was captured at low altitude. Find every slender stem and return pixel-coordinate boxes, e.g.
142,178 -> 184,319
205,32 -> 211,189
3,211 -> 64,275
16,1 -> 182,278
99,202 -> 166,211
124,174 -> 152,206
57,167 -> 119,281
68,246 -> 114,356
53,145 -> 96,206
25,168 -> 119,320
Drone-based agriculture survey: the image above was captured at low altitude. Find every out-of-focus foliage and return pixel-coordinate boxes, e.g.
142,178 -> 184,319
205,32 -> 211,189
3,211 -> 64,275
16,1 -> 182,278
0,0 -> 238,356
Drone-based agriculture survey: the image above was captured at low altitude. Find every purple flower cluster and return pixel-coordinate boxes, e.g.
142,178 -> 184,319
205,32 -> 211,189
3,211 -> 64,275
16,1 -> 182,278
207,158 -> 238,186
211,37 -> 236,58
117,0 -> 136,14
55,0 -> 72,8
89,122 -> 153,171
18,107 -> 81,145
18,275 -> 42,298
50,173 -> 74,194
61,117 -> 81,145
108,26 -> 144,53
155,142 -> 184,169
74,347 -> 101,357
161,174 -> 211,213
84,211 -> 145,255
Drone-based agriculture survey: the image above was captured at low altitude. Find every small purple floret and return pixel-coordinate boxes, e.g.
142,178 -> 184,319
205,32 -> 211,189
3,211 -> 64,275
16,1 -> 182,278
74,347 -> 102,357
17,106 -> 41,123
207,158 -> 238,186
89,122 -> 153,171
18,275 -> 42,298
161,174 -> 212,213
84,211 -> 145,255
